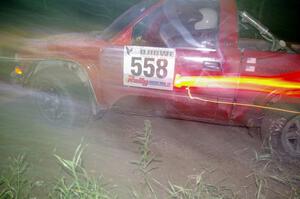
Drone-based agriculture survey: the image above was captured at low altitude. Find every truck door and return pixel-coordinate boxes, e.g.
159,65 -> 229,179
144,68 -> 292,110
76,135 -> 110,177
128,0 -> 239,122
100,0 -> 240,123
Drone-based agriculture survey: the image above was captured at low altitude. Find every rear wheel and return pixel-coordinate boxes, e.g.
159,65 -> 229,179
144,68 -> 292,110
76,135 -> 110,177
29,62 -> 93,128
280,115 -> 300,158
261,104 -> 300,164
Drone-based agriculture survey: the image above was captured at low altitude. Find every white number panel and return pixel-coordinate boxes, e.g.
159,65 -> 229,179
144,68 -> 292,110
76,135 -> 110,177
123,46 -> 176,91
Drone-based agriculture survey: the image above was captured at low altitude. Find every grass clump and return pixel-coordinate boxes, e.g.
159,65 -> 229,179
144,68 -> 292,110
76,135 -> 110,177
168,180 -> 235,199
0,155 -> 34,199
131,120 -> 239,199
132,120 -> 159,175
252,148 -> 300,199
0,147 -> 116,199
154,173 -> 238,199
131,120 -> 159,199
50,143 -> 117,199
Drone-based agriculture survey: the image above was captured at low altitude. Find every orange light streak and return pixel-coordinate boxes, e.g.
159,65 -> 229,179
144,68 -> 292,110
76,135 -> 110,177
175,74 -> 300,89
186,87 -> 300,114
174,74 -> 300,96
174,74 -> 300,114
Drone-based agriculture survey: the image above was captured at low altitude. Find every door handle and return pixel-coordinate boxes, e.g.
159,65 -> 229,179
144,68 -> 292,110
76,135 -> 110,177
203,61 -> 222,71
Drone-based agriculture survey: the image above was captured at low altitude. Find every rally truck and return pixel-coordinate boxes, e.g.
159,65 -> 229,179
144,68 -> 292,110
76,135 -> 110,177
12,0 -> 300,162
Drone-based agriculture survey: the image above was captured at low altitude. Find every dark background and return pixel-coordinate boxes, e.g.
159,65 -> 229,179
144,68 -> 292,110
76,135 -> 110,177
0,0 -> 139,35
0,0 -> 299,41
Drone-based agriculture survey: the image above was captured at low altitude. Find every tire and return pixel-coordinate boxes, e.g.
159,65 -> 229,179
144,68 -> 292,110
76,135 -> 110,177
29,62 -> 92,128
261,104 -> 300,165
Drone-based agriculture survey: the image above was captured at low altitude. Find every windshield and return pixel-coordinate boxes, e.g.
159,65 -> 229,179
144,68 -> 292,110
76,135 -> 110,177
101,0 -> 159,40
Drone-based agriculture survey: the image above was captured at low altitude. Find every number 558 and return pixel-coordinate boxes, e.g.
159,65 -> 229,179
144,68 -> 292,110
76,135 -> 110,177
131,57 -> 168,79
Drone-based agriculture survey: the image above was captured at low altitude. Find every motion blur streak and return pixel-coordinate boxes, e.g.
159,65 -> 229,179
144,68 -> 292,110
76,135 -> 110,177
175,74 -> 300,97
186,87 -> 300,114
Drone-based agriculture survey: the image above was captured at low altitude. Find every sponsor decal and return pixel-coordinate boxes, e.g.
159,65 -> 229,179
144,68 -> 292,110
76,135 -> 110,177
123,46 -> 176,90
245,65 -> 256,72
246,57 -> 257,64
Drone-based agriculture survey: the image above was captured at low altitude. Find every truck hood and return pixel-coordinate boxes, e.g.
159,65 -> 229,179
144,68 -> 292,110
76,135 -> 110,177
44,31 -> 103,43
20,31 -> 108,57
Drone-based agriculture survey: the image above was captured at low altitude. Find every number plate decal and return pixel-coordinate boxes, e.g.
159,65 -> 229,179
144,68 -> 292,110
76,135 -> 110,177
123,46 -> 176,91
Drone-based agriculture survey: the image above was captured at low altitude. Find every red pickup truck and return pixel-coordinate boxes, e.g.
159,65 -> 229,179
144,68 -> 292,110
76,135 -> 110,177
13,0 -> 300,162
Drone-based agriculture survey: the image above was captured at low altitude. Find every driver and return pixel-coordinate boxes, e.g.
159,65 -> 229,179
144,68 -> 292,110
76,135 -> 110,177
160,6 -> 218,49
194,8 -> 218,31
192,8 -> 218,49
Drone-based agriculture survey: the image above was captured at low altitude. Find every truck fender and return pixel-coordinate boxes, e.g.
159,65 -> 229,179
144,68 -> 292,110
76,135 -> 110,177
29,60 -> 99,116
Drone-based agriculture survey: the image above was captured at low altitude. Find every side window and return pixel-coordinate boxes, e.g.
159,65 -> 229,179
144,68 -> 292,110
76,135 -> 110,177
132,9 -> 165,47
132,0 -> 219,49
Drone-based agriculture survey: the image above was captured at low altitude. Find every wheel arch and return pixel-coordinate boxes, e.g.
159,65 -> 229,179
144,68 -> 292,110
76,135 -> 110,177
26,59 -> 100,115
253,88 -> 300,115
260,99 -> 300,162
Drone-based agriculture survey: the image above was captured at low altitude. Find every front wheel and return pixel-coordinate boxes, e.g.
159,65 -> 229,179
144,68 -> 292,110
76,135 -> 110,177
29,62 -> 93,128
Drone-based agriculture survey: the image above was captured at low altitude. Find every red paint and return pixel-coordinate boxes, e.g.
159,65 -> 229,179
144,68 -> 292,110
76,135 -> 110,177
16,0 -> 300,127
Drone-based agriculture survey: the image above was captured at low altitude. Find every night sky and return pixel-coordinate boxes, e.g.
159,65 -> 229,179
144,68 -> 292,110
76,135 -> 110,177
0,0 -> 299,42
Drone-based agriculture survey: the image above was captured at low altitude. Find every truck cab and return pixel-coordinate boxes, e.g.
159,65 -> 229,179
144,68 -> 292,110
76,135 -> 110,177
99,0 -> 241,124
99,0 -> 300,126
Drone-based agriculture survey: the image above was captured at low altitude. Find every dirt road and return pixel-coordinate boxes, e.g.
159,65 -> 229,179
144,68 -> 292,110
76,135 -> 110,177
0,82 -> 298,198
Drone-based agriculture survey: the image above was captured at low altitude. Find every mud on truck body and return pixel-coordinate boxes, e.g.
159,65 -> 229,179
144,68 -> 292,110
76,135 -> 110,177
12,0 -> 300,162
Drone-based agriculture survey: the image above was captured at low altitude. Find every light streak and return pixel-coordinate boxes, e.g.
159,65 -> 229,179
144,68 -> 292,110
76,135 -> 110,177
0,56 -> 44,61
177,73 -> 300,114
186,87 -> 300,114
174,74 -> 300,96
175,74 -> 300,89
